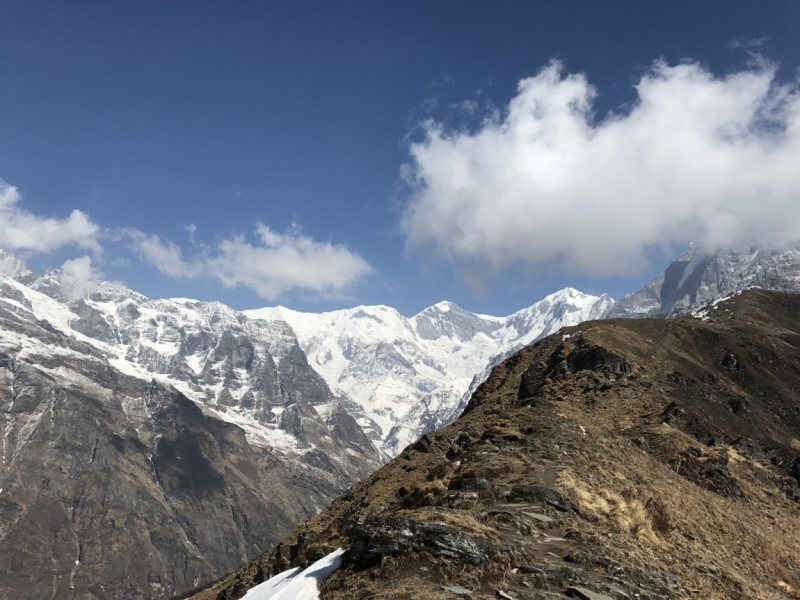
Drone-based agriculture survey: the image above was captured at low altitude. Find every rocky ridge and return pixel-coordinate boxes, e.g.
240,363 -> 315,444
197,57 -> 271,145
191,289 -> 800,600
609,244 -> 800,319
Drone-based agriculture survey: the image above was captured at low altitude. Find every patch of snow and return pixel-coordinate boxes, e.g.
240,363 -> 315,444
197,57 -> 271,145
241,548 -> 344,600
691,290 -> 744,321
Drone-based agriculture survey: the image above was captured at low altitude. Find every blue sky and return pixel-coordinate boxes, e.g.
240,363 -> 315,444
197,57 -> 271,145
1,1 -> 799,316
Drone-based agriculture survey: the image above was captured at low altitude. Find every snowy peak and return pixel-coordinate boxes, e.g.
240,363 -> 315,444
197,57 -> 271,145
0,250 -> 381,477
411,301 -> 502,342
507,288 -> 614,338
246,288 -> 613,457
2,249 -> 615,462
0,249 -> 36,281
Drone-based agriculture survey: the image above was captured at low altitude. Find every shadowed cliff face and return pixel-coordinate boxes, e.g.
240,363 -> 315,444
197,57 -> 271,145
192,289 -> 800,600
0,352 -> 371,600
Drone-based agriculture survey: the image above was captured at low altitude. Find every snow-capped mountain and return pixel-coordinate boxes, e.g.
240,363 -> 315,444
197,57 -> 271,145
0,250 -> 382,598
609,244 -> 800,318
0,250 -> 379,473
246,288 -> 614,456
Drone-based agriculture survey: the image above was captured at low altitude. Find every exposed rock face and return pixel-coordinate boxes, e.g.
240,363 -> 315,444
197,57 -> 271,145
0,250 -> 380,473
342,516 -> 497,566
193,289 -> 800,600
0,352 -> 351,599
246,289 -> 614,457
609,243 -> 800,318
0,252 -> 381,599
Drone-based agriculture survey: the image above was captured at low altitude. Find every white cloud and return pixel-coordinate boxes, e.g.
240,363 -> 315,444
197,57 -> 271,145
402,59 -> 800,278
59,255 -> 102,299
128,230 -> 200,278
0,180 -> 101,254
129,225 -> 372,300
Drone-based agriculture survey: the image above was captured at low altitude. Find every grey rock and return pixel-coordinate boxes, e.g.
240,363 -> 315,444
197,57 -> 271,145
565,587 -> 614,600
518,563 -> 589,585
608,243 -> 800,318
343,516 -> 496,565
521,511 -> 554,523
69,298 -> 118,343
448,477 -> 493,492
509,485 -> 570,512
442,585 -> 474,595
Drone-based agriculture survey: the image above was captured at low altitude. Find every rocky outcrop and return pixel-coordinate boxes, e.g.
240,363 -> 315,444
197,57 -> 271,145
609,243 -> 800,318
342,516 -> 497,566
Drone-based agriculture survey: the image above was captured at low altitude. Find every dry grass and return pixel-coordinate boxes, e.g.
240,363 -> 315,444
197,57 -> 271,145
425,461 -> 452,481
399,481 -> 447,508
319,551 -> 510,600
619,488 -> 673,536
557,469 -> 665,545
556,423 -> 800,600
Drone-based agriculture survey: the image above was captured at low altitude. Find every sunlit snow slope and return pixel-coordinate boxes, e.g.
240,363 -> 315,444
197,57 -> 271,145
246,289 -> 613,456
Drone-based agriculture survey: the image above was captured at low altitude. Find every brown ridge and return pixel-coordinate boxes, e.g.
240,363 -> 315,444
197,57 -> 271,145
186,289 -> 800,600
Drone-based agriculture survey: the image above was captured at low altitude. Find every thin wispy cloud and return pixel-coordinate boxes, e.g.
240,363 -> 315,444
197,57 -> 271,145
402,58 -> 800,279
59,255 -> 102,299
127,231 -> 195,278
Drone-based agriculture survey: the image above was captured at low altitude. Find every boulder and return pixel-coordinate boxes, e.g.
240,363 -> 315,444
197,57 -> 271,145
342,516 -> 496,566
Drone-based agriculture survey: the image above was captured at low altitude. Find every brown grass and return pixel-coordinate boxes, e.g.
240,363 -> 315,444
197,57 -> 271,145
426,461 -> 452,481
399,481 -> 447,508
557,469 -> 664,544
619,487 -> 674,536
398,506 -> 501,541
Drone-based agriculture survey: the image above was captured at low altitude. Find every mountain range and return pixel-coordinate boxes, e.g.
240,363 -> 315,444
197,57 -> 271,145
1,242 -> 799,598
0,251 -> 611,599
609,243 -> 800,318
246,289 -> 613,456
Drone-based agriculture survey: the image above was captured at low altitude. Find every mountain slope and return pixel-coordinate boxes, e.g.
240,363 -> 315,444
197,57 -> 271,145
246,289 -> 613,457
193,289 -> 800,600
609,244 -> 800,318
0,252 -> 381,599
